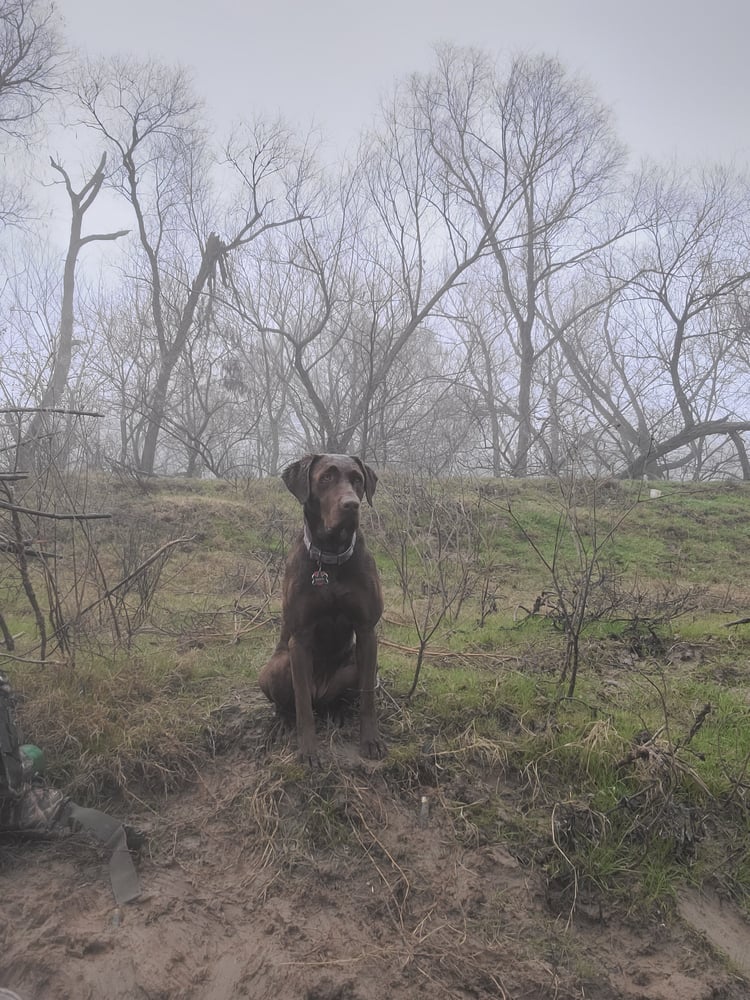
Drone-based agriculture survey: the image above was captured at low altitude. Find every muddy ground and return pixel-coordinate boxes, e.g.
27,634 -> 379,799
1,694 -> 749,1000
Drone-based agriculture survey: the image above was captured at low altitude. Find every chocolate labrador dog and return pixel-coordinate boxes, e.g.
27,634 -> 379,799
259,454 -> 386,765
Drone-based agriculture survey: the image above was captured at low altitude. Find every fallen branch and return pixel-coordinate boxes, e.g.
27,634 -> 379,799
0,499 -> 111,520
379,637 -> 516,662
0,532 -> 58,559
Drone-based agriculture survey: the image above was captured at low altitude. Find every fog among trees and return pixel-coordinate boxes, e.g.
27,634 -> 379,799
2,0 -> 750,481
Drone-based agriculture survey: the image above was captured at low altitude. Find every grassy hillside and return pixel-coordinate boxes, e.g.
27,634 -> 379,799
3,472 -> 750,919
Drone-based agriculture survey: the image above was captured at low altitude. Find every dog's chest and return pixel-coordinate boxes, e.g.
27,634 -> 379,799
285,539 -> 382,634
303,573 -> 359,617
312,610 -> 356,656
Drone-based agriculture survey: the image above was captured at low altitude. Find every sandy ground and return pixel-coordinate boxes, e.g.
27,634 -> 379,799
1,702 -> 749,1000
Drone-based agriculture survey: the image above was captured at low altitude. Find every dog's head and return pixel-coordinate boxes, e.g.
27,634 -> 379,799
282,453 -> 377,538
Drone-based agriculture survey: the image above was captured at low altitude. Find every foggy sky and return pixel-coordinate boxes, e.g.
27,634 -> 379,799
60,0 -> 750,167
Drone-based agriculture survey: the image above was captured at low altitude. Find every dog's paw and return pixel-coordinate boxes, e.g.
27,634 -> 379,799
360,734 -> 387,760
297,741 -> 322,768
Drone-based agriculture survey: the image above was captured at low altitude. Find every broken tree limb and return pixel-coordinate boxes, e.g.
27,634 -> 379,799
0,500 -> 111,520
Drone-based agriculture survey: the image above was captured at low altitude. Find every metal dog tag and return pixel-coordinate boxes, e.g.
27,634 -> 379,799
311,569 -> 329,587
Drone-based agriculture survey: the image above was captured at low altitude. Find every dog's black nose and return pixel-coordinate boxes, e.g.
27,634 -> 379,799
342,497 -> 360,511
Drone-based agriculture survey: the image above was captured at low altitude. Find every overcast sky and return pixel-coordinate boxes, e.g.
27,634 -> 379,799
59,0 -> 750,167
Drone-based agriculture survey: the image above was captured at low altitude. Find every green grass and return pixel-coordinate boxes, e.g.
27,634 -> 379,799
3,471 -> 750,917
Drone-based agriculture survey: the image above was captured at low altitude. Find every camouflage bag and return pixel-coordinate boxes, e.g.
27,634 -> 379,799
0,672 -> 23,797
0,671 -> 141,904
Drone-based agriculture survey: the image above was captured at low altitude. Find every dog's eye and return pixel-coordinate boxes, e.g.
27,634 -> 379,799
320,471 -> 334,482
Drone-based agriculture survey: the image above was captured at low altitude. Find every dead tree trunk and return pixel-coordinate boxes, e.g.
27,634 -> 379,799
17,153 -> 128,472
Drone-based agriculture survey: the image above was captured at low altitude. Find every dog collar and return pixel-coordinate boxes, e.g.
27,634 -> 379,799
303,520 -> 357,566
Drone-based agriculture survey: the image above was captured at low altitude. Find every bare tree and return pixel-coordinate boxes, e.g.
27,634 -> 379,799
15,153 -> 128,471
0,0 -> 60,140
0,0 -> 62,229
555,166 -> 750,480
508,471 -> 643,698
449,270 -> 524,476
377,477 -> 480,699
6,37 -> 750,485
226,167 -> 356,454
414,47 -> 627,476
620,166 -> 750,478
226,62 -> 496,465
75,58 -> 309,474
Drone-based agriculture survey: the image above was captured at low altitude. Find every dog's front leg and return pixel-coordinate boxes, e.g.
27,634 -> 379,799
357,628 -> 386,759
288,636 -> 319,766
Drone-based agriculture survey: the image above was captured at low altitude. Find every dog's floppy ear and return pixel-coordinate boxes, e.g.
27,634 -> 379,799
354,456 -> 378,506
281,455 -> 319,504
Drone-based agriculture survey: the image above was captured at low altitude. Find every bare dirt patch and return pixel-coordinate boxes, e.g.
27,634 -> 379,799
677,887 -> 750,982
1,697 -> 748,1000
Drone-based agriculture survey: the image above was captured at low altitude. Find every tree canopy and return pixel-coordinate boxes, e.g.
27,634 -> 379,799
1,5 -> 749,480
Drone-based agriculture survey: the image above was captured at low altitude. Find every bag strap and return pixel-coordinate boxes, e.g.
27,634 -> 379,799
0,673 -> 23,795
65,803 -> 141,905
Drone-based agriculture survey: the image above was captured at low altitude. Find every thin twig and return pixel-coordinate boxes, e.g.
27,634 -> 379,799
0,406 -> 103,417
72,536 -> 193,621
